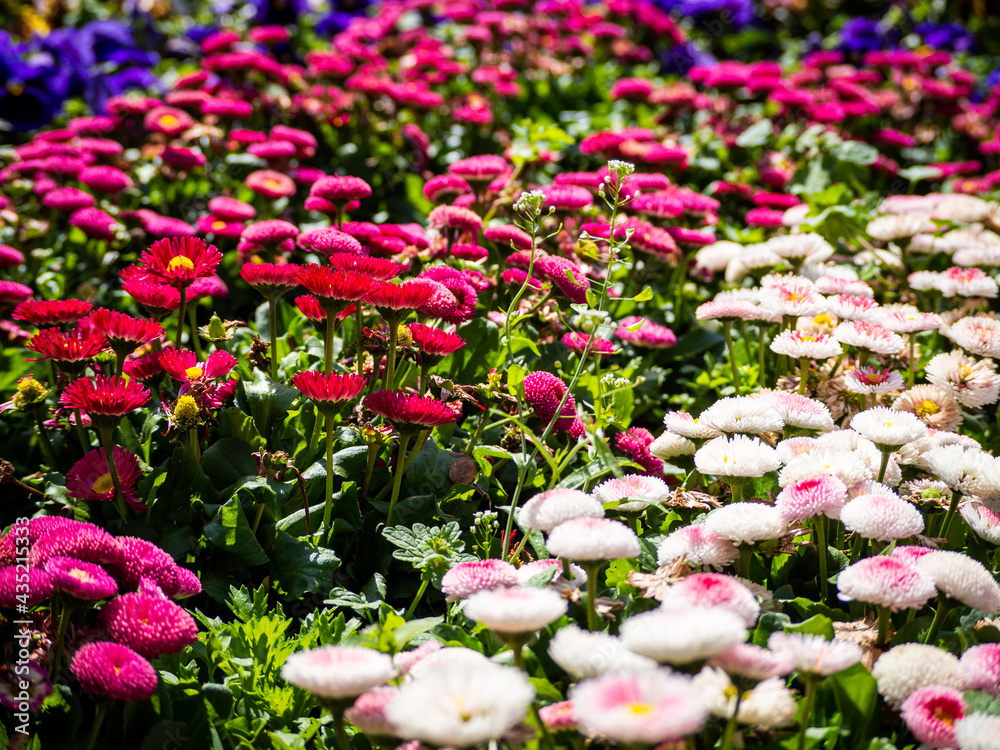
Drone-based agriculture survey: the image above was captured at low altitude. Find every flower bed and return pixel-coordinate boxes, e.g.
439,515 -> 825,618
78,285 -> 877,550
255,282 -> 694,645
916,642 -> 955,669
2,1 -> 1000,748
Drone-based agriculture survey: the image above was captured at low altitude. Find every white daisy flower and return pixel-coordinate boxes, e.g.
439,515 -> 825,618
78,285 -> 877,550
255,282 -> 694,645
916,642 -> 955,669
649,430 -> 696,460
656,524 -> 739,570
769,330 -> 842,360
694,435 -> 781,479
385,660 -> 534,748
916,550 -> 1000,615
663,411 -> 723,440
839,493 -> 924,541
620,605 -> 748,665
699,397 -> 785,435
546,517 -> 640,561
947,315 -> 1000,359
871,643 -> 964,710
833,320 -> 905,356
518,488 -> 604,532
767,631 -> 861,676
548,625 -> 658,679
463,586 -> 567,635
281,646 -> 395,700
703,502 -> 786,546
850,407 -> 927,450
693,667 -> 797,727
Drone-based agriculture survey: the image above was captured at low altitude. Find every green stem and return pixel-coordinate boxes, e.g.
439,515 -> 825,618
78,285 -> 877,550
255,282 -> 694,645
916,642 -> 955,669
798,358 -> 810,395
175,283 -> 187,348
99,427 -> 129,522
114,352 -> 126,379
83,701 -> 107,750
939,491 -> 961,540
355,303 -> 365,375
582,561 -> 601,632
720,690 -> 744,750
189,427 -> 201,463
876,450 -> 890,485
730,480 -> 745,504
74,408 -> 90,452
827,352 -> 846,381
360,442 -> 379,503
323,413 -> 336,543
815,515 -> 829,604
907,333 -> 916,390
738,545 -> 753,577
188,303 -> 203,360
724,321 -> 741,395
796,677 -> 818,750
333,710 -> 351,750
923,593 -> 953,645
31,406 -> 57,467
324,309 -> 337,374
52,600 -> 73,681
758,324 -> 769,387
876,606 -> 891,648
737,320 -> 754,378
405,578 -> 429,619
386,431 -> 412,526
251,503 -> 266,536
384,316 -> 399,389
269,298 -> 279,381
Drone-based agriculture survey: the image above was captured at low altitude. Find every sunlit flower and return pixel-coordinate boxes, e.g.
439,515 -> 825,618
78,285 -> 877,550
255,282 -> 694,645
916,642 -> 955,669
901,686 -> 965,749
66,446 -> 143,510
72,642 -> 158,702
282,646 -> 395,701
767,631 -> 861,676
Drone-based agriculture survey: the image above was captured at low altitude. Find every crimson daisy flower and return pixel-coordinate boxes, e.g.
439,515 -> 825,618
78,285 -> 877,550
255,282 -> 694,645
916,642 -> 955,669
158,349 -> 237,383
66,446 -> 144,510
122,279 -> 182,320
366,390 -> 460,431
138,236 -> 222,285
44,556 -> 119,601
13,299 -> 93,326
327,252 -> 401,281
292,370 -> 367,414
409,323 -> 466,357
310,175 -> 372,202
562,332 -> 617,357
26,326 -> 109,373
297,229 -> 364,256
365,280 -> 435,315
122,351 -> 162,381
60,375 -> 150,428
71,642 -> 158,702
240,262 -> 301,301
89,309 -> 163,371
298,265 -> 378,311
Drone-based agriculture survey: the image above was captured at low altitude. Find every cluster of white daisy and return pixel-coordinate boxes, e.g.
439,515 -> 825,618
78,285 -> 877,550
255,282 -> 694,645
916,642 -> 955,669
276,191 -> 1000,749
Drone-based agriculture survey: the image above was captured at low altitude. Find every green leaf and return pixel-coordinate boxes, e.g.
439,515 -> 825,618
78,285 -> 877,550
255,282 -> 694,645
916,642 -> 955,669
736,119 -> 773,148
204,495 -> 269,566
237,370 -> 300,443
267,530 -> 341,599
897,165 -> 942,183
784,614 -> 835,640
825,664 -> 879,745
201,438 -> 258,491
632,285 -> 653,302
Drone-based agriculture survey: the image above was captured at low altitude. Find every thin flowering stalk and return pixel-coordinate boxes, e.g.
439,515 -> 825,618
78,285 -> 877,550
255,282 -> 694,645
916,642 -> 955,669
796,675 -> 820,750
324,312 -> 337,374
175,284 -> 187,348
269,298 -> 280,380
724,320 -> 741,394
907,333 -> 917,389
323,412 -> 336,543
387,431 -> 412,526
355,304 -> 364,375
798,358 -> 810,394
503,163 -> 631,562
98,427 -> 129,522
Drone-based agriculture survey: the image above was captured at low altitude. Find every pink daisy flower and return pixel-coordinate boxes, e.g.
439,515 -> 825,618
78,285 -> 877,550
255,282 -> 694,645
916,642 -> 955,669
98,590 -> 199,659
66,446 -> 144,511
900,686 -> 965,748
440,559 -> 518,601
71,642 -> 158,702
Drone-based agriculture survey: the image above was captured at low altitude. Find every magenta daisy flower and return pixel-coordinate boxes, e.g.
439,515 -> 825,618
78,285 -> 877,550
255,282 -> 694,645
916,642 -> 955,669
25,326 -> 109,373
0,565 -> 53,608
67,446 -> 143,511
310,175 -> 373,202
367,390 -> 460,431
0,281 -> 33,307
440,559 -> 519,601
158,349 -> 237,383
298,265 -> 379,311
240,262 -> 301,300
246,169 -> 296,199
523,371 -> 584,439
44,556 -> 119,600
89,309 -> 163,374
408,323 -> 466,357
122,279 -> 181,320
900,686 -> 965,748
292,371 -> 367,414
71,642 -> 158,702
13,299 -> 93,326
138,236 -> 222,285
327,253 -> 401,281
98,591 -> 199,659
297,228 -> 364,256
615,317 -> 677,349
562,332 -> 616,357
447,155 -> 508,183
60,375 -> 150,429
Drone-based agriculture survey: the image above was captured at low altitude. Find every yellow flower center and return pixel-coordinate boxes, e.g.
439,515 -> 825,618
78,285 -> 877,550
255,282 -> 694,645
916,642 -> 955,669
174,395 -> 201,421
68,568 -> 93,582
265,178 -> 282,190
396,325 -> 413,347
185,366 -> 204,379
627,702 -> 654,716
168,256 -> 195,271
959,365 -> 972,380
212,221 -> 226,230
92,474 -> 115,494
159,114 -> 179,128
917,400 -> 941,417
813,313 -> 833,326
